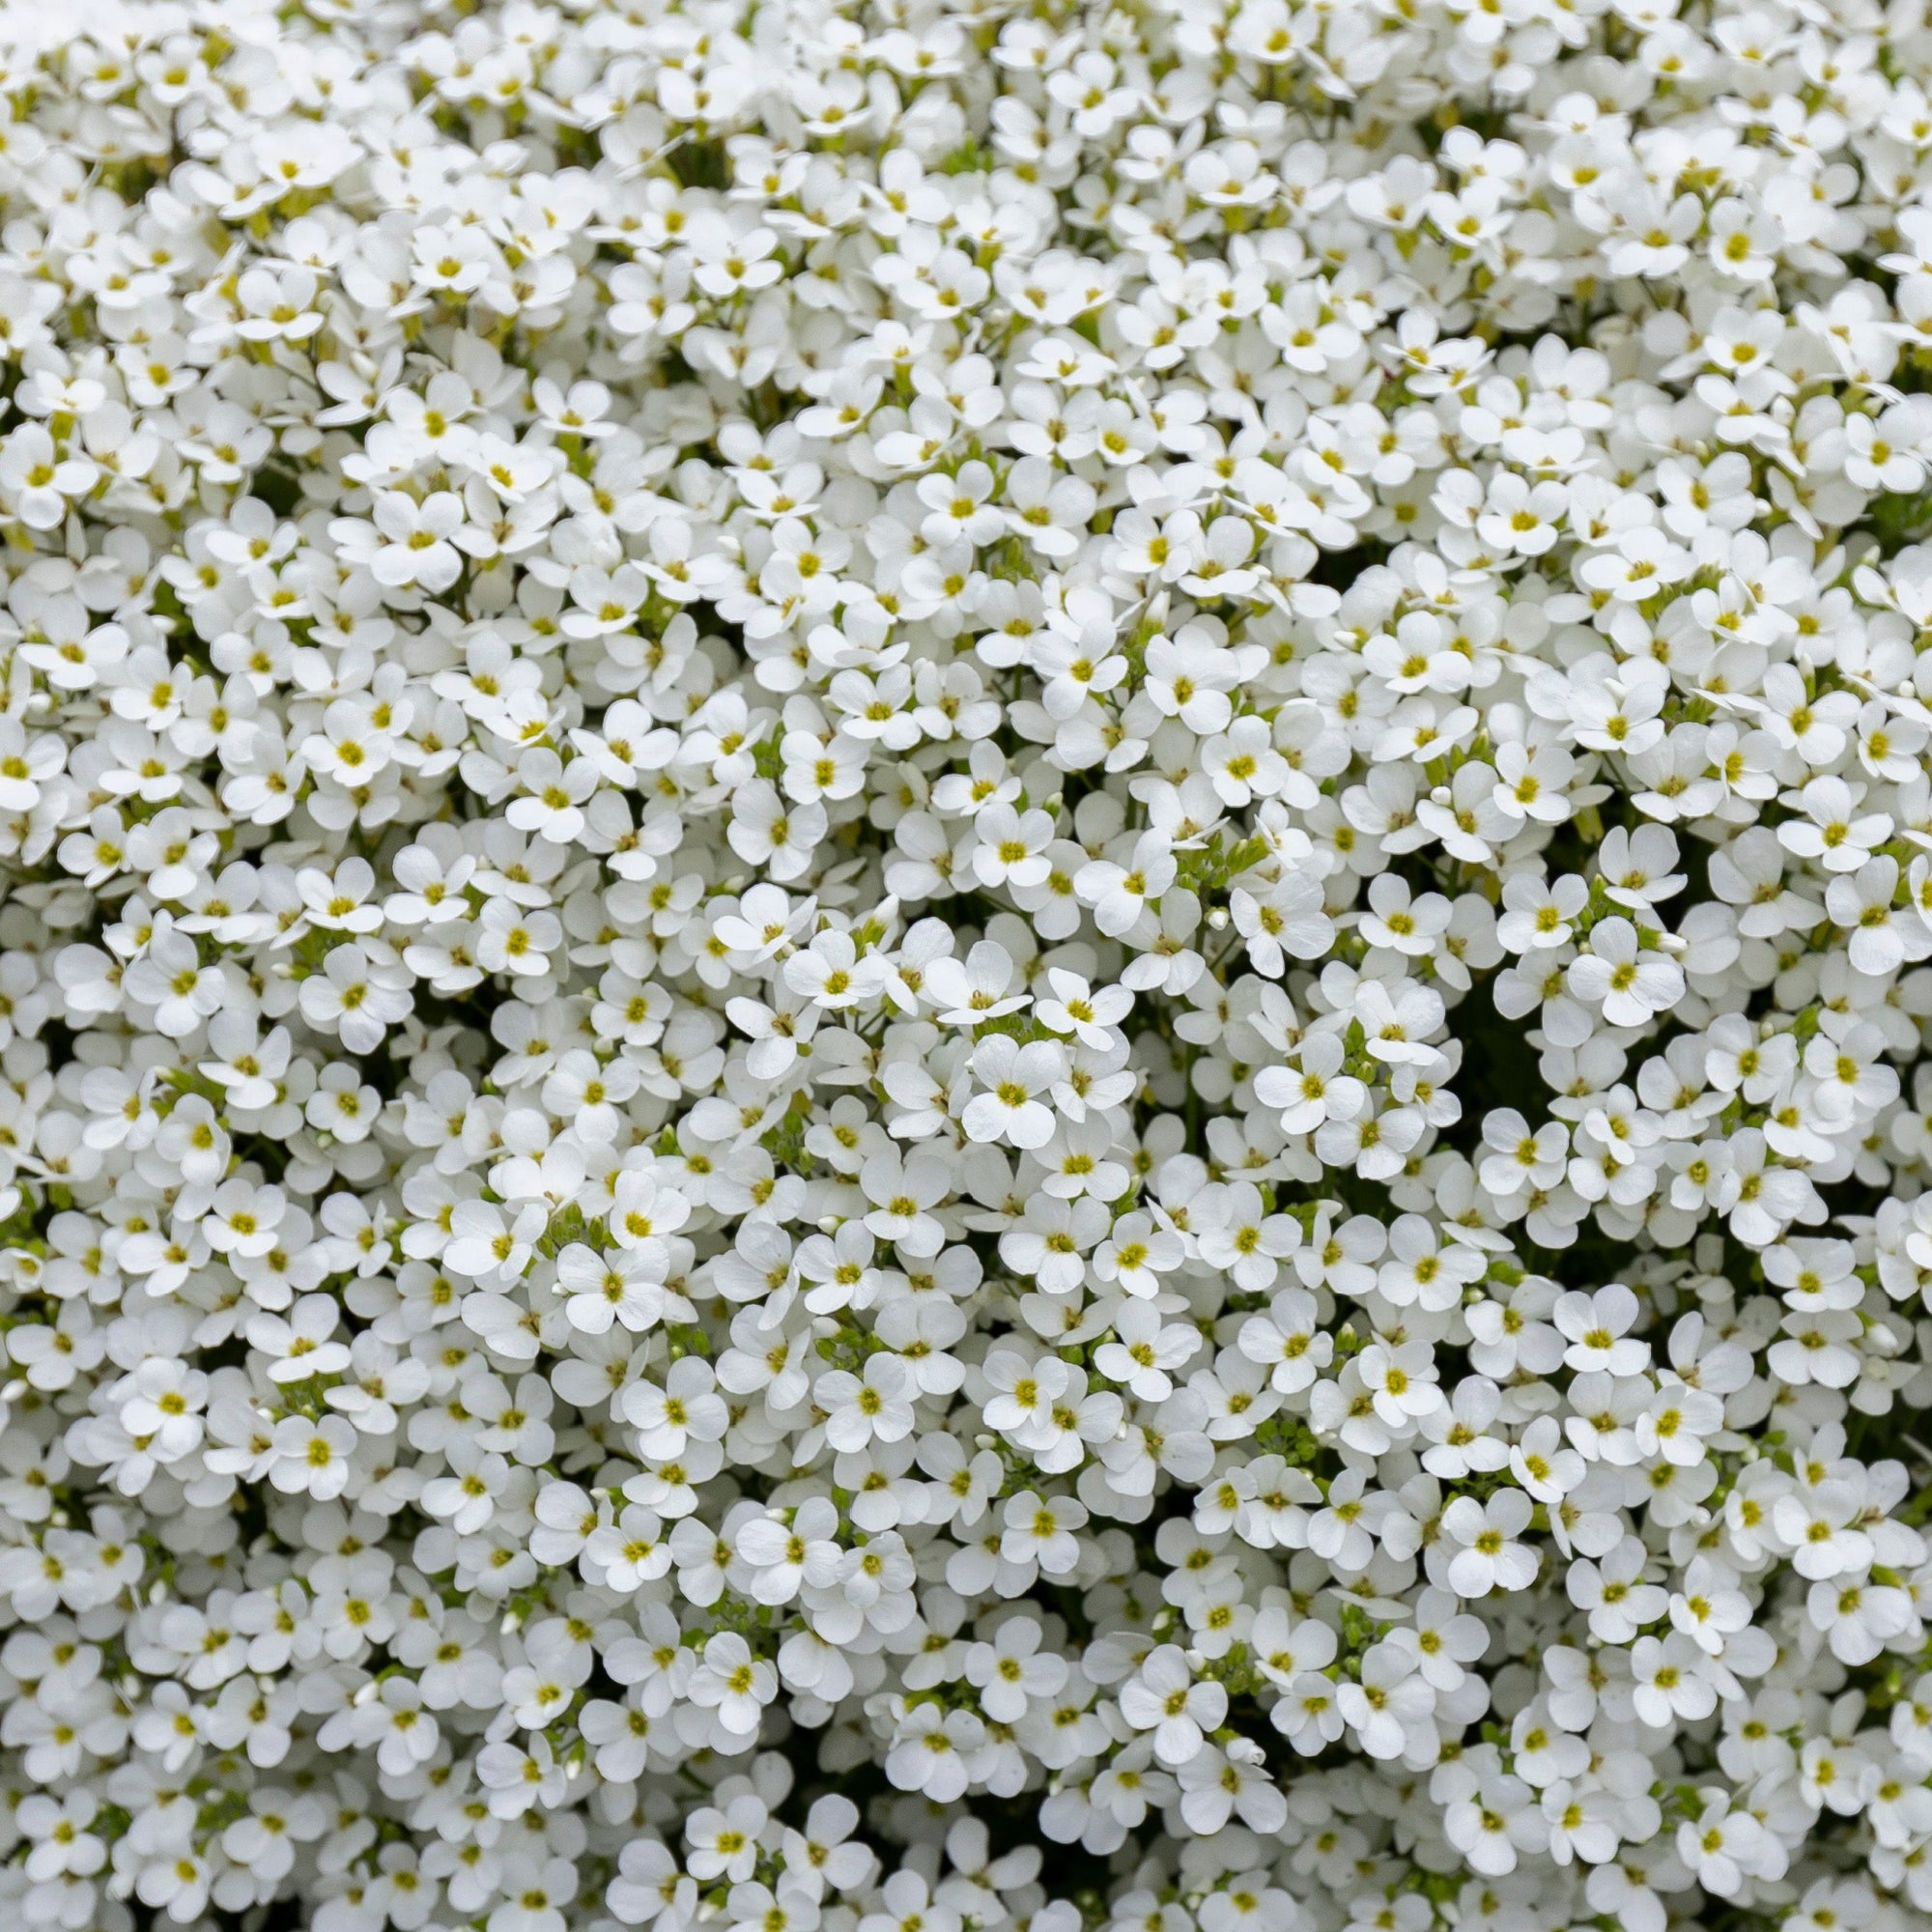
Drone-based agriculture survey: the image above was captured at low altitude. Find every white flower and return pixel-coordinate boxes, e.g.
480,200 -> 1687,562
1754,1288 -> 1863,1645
885,1702 -> 986,1802
1119,1645 -> 1227,1767
962,1036 -> 1063,1150
687,1633 -> 778,1740
1441,1490 -> 1540,1598
1566,919 -> 1686,1029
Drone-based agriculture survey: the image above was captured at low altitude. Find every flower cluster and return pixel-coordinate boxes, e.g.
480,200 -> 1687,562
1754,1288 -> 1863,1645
6,0 -> 1932,1929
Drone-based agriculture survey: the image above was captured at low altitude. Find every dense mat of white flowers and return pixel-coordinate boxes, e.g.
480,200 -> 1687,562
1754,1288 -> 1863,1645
17,0 -> 1932,1929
